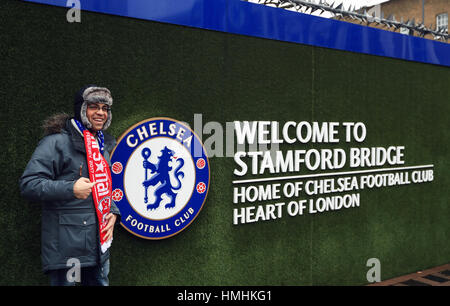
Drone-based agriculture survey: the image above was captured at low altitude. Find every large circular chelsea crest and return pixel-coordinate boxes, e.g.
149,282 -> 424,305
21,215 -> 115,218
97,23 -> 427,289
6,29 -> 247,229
111,118 -> 210,239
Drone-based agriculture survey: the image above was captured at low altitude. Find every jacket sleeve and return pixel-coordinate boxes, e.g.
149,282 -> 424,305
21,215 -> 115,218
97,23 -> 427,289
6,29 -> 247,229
19,135 -> 76,203
110,200 -> 121,225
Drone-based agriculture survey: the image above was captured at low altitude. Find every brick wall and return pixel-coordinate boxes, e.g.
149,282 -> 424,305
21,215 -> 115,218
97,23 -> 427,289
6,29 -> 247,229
339,0 -> 448,41
380,0 -> 448,28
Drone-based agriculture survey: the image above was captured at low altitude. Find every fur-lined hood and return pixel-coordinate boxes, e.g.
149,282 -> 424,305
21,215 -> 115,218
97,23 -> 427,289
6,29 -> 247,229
42,86 -> 113,136
41,112 -> 116,151
42,113 -> 70,136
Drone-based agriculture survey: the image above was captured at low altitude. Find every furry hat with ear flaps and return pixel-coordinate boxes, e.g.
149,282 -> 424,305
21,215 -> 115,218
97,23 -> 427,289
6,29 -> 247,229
74,85 -> 113,130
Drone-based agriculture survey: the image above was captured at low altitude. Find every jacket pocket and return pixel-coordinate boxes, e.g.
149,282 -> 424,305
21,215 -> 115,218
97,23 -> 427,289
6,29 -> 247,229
59,213 -> 97,259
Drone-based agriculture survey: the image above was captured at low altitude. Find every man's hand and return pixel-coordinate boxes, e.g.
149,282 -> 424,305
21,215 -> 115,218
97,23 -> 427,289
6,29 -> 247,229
73,177 -> 96,199
102,213 -> 117,241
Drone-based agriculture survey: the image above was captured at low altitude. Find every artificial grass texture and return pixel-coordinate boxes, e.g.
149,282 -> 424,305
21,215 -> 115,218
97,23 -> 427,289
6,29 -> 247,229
0,0 -> 449,285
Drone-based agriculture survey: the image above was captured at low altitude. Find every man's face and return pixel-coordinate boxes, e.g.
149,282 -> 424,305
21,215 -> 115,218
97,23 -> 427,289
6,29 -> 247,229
86,103 -> 109,132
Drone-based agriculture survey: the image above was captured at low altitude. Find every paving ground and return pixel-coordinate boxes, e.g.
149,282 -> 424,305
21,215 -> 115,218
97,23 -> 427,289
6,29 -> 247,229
369,264 -> 450,286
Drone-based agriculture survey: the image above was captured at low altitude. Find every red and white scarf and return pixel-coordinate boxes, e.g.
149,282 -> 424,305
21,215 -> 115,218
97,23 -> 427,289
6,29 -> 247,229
74,119 -> 112,253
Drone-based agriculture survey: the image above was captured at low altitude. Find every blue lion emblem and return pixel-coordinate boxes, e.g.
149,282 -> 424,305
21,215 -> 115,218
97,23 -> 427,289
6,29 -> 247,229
141,146 -> 184,210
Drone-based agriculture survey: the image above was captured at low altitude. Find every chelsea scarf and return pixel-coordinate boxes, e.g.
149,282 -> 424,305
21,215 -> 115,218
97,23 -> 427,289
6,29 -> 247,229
73,119 -> 112,253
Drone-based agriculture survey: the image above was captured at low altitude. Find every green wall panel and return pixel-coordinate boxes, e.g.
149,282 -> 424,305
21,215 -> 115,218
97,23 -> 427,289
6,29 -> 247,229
1,1 -> 448,285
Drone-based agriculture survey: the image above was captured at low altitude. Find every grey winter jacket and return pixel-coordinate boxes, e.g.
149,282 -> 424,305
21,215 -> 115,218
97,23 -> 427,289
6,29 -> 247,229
19,115 -> 121,273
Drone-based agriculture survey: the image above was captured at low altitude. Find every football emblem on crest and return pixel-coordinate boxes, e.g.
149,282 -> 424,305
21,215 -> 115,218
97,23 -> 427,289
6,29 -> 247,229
110,118 -> 210,239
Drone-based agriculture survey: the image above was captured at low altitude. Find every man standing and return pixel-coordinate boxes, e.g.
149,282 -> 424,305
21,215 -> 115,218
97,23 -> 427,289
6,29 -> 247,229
20,85 -> 121,286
